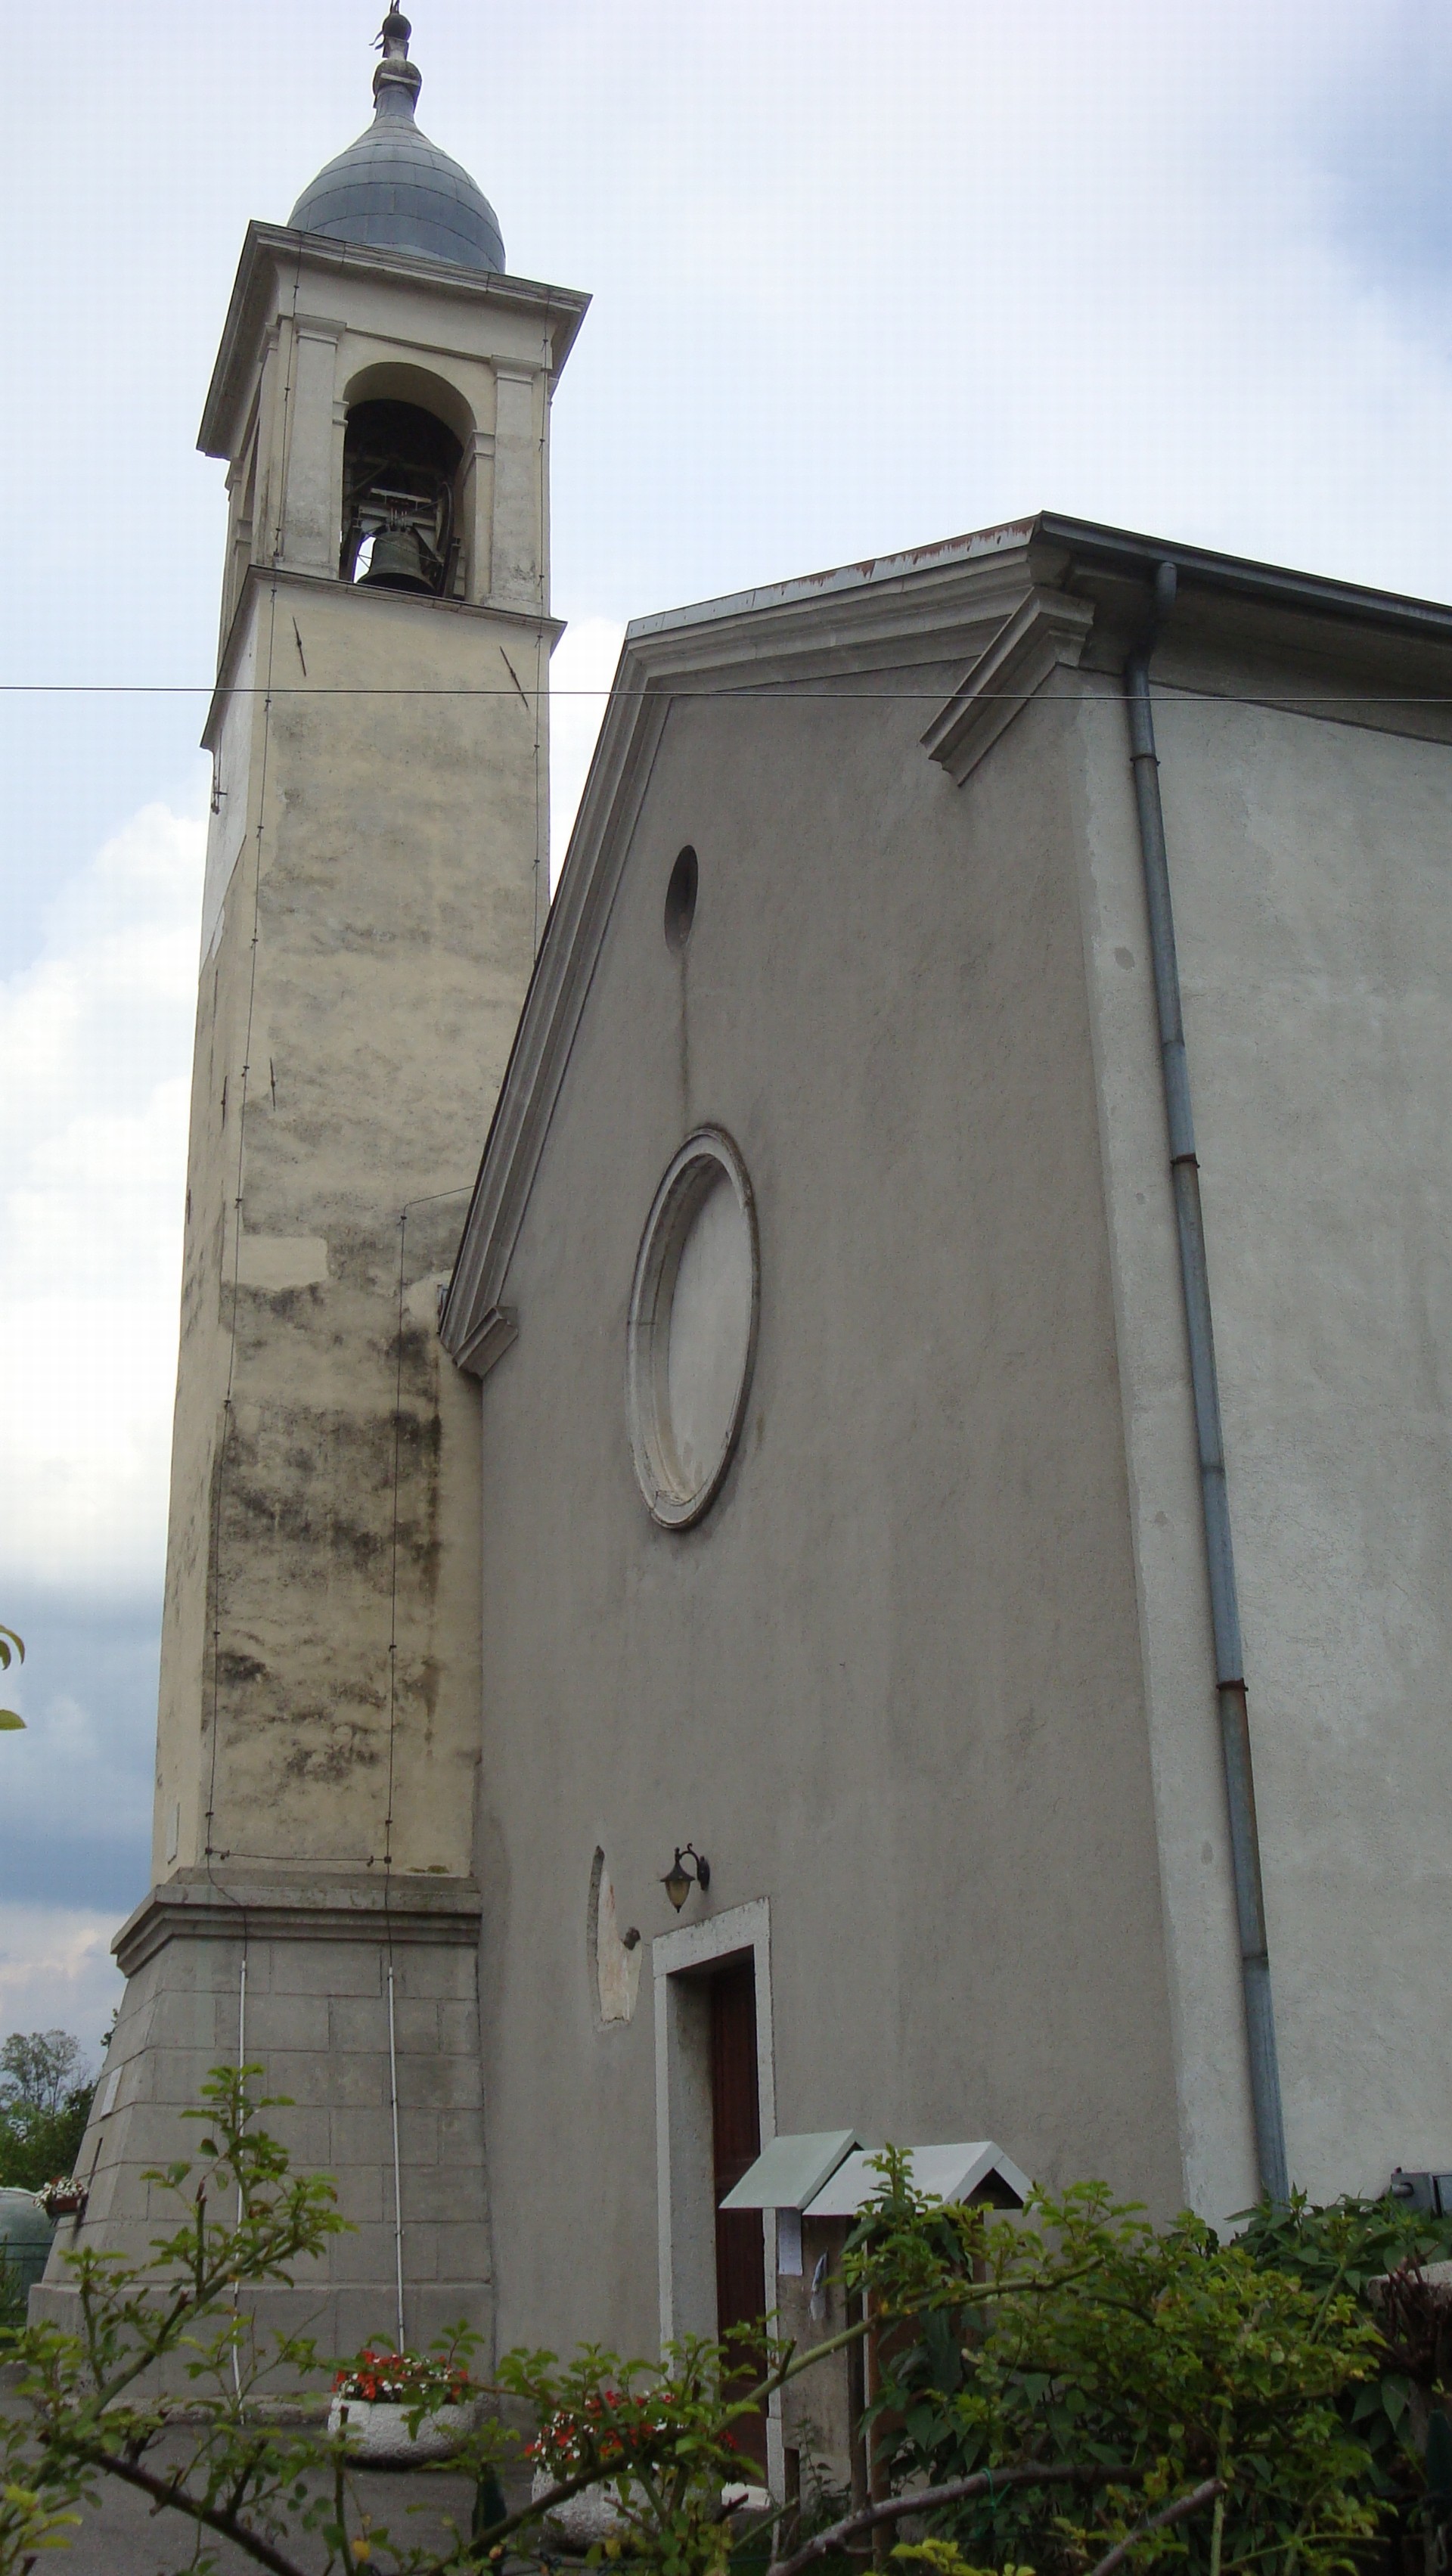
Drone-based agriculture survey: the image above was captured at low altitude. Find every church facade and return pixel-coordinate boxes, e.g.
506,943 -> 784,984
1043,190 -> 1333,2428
437,517 -> 1452,2391
40,7 -> 1452,2449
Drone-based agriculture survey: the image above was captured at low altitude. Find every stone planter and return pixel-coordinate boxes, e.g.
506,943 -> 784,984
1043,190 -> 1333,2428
530,2469 -> 773,2548
722,2481 -> 773,2520
532,2468 -> 638,2546
328,2394 -> 475,2463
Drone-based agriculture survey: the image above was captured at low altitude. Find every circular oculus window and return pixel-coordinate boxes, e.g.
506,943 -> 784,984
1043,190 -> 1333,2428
627,1128 -> 759,1528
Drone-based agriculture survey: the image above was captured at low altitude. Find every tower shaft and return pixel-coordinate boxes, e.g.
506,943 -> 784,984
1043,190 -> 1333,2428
35,191 -> 587,2354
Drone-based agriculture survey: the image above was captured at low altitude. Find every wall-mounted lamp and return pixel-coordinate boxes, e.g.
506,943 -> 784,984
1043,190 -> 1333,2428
661,1845 -> 711,1911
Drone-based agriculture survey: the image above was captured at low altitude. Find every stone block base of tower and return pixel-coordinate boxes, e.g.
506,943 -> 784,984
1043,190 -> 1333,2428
32,1871 -> 490,2368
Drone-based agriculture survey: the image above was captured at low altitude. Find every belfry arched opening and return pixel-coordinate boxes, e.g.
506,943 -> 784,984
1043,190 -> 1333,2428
340,398 -> 464,596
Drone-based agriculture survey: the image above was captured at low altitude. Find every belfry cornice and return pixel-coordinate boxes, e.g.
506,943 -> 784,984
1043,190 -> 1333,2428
200,219 -> 590,461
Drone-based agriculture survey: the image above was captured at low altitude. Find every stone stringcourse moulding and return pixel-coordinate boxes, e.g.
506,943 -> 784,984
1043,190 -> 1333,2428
112,1867 -> 483,1979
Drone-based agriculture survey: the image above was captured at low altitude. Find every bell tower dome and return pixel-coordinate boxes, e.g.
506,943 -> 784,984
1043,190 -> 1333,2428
34,11 -> 589,2358
290,8 -> 507,273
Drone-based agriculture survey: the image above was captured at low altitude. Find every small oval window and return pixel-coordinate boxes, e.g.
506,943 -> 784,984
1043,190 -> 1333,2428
664,846 -> 698,952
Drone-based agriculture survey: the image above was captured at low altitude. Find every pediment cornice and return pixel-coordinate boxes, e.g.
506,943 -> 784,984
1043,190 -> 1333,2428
200,219 -> 590,461
440,506 -> 1452,1373
440,523 -> 1053,1370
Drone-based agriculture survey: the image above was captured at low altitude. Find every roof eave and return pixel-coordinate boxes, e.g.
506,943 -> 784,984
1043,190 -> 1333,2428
1033,511 -> 1452,650
625,510 -> 1452,660
439,506 -> 1452,1364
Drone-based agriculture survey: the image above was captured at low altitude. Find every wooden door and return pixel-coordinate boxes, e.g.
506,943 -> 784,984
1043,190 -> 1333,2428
710,1957 -> 767,2469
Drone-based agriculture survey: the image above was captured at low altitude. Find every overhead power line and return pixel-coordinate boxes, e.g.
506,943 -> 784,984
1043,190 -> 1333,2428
0,683 -> 1449,706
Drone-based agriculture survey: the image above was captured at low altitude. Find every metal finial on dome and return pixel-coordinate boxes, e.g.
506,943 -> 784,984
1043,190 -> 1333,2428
288,4 -> 505,273
373,8 -> 423,118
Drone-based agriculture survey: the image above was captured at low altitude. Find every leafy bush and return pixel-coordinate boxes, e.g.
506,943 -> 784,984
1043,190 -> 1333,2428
1237,2189 -> 1452,2541
0,2069 -> 789,2576
1,2078 -> 1445,2576
844,2154 -> 1452,2576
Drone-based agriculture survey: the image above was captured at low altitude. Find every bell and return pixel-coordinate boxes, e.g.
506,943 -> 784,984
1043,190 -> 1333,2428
361,526 -> 433,594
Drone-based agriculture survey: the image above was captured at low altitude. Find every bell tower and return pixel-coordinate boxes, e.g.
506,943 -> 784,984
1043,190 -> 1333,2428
36,11 -> 588,2357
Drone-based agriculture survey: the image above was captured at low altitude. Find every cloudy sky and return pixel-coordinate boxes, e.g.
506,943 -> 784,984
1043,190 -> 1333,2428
2,0 -> 1451,2056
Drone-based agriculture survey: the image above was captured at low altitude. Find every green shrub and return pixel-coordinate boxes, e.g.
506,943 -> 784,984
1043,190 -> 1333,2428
0,2249 -> 27,2333
849,2157 -> 1452,2575
2,2086 -> 1445,2576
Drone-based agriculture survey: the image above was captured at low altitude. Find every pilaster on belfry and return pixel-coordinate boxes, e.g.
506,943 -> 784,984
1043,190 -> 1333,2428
33,10 -> 588,2356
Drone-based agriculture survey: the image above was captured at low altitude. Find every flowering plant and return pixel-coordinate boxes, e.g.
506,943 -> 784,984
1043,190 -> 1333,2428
35,2176 -> 87,2222
528,2386 -> 682,2473
332,2343 -> 471,2406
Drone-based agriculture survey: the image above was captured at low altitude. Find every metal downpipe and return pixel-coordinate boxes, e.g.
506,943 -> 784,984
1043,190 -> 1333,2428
1123,565 -> 1289,2205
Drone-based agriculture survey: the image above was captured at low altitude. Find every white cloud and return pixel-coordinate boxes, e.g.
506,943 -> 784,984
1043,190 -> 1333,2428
0,800 -> 203,1594
532,0 -> 1452,613
0,1665 -> 155,1898
0,1907 -> 125,2063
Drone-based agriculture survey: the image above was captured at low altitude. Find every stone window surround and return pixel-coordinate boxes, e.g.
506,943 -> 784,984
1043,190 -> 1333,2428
626,1126 -> 760,1530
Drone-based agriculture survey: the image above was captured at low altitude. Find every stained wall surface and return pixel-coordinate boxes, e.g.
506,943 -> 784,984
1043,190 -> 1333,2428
47,200 -> 584,2352
1137,668 -> 1452,2198
470,669 -> 1184,2363
153,570 -> 544,1883
45,560 -> 541,2351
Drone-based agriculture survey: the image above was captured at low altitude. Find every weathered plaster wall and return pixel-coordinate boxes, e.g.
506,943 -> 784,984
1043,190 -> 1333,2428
1142,672 -> 1452,2198
65,563 -> 540,2348
472,672 -> 1183,2363
154,570 -> 542,1882
1064,669 -> 1262,2227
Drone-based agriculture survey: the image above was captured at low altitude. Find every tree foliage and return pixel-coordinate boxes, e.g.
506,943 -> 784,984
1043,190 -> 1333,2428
839,2153 -> 1440,2576
0,2032 -> 95,2194
1,2034 -> 87,2122
0,1623 -> 23,1730
0,2066 -> 786,2576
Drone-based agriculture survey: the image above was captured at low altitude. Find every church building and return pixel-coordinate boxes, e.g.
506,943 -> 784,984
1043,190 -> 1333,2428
39,8 -> 1452,2478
